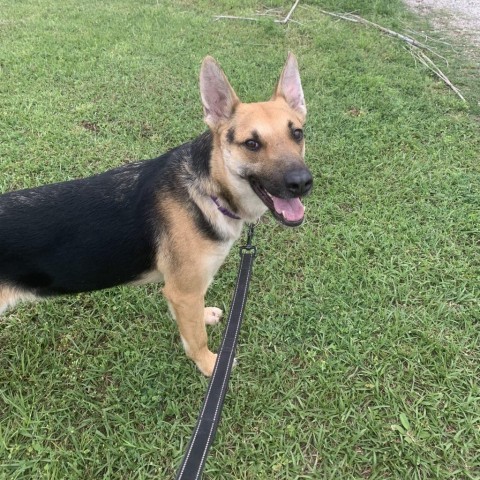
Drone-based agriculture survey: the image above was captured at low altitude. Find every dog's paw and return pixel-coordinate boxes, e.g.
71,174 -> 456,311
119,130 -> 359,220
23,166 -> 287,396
197,354 -> 236,377
197,351 -> 218,377
204,306 -> 223,325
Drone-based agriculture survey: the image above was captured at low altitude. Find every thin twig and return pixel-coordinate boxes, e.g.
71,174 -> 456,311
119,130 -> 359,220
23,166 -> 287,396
410,47 -> 465,101
404,28 -> 453,47
278,0 -> 301,24
213,15 -> 259,22
215,0 -> 301,25
213,5 -> 465,102
312,6 -> 465,102
351,13 -> 430,49
317,9 -> 427,49
213,14 -> 302,26
256,8 -> 283,16
315,8 -> 360,23
315,8 -> 447,62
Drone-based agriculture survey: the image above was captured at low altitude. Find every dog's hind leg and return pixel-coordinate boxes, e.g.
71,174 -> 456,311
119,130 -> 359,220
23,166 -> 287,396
1,286 -> 22,315
0,286 -> 38,315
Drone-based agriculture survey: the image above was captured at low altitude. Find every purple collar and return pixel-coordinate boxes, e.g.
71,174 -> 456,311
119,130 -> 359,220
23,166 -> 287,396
210,196 -> 241,220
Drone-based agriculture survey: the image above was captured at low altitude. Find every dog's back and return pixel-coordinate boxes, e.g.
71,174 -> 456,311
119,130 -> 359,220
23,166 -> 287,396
0,133 -> 215,297
1,162 -> 157,295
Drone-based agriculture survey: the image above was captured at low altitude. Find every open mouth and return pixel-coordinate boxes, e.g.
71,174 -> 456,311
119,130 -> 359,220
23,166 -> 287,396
250,180 -> 305,227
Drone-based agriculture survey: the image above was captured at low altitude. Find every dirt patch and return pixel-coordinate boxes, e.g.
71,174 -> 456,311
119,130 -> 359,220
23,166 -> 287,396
405,0 -> 480,54
80,121 -> 100,133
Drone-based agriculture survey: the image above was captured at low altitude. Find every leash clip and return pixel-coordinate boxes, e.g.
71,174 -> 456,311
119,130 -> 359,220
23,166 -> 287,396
240,222 -> 257,257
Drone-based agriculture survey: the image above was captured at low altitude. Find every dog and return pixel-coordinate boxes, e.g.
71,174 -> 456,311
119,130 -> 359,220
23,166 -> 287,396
0,53 -> 312,376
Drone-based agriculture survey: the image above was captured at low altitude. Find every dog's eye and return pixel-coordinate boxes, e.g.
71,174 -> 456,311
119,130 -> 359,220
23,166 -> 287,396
245,139 -> 260,151
293,129 -> 304,141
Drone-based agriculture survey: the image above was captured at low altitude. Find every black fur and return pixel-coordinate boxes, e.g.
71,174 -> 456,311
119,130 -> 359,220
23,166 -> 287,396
189,131 -> 213,178
190,202 -> 223,242
226,127 -> 235,144
0,131 -> 220,296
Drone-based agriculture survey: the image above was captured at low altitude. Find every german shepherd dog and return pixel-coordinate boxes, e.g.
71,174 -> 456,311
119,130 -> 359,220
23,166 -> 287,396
0,54 -> 312,376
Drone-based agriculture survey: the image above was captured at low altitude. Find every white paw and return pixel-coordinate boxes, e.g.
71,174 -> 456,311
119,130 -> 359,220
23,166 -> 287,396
204,307 -> 223,325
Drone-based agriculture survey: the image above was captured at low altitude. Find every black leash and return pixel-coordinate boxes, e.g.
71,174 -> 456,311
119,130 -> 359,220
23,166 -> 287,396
175,223 -> 257,480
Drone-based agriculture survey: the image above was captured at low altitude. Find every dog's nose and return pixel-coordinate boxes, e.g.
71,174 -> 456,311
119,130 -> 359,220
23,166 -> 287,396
284,167 -> 313,196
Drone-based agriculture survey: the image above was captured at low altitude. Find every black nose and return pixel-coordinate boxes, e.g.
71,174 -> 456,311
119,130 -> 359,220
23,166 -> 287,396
284,167 -> 313,196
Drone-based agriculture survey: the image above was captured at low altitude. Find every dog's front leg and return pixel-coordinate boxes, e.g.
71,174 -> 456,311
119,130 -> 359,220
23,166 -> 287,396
164,284 -> 218,376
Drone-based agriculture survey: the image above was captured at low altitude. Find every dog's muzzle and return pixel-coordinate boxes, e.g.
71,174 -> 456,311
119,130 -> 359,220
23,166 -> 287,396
249,166 -> 313,227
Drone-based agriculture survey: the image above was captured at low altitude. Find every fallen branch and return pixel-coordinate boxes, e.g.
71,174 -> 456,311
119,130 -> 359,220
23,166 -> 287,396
317,9 -> 431,51
213,15 -> 259,22
278,0 -> 301,24
256,8 -> 283,16
313,7 -> 464,101
409,47 -> 466,101
214,0 -> 301,25
214,4 -> 465,102
403,27 -> 454,47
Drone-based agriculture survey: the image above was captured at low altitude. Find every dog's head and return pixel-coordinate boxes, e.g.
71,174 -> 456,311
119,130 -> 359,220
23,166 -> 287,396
200,53 -> 312,226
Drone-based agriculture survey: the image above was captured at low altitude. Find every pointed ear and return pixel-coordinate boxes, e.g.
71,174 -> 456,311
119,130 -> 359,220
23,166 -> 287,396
199,56 -> 240,128
273,52 -> 306,119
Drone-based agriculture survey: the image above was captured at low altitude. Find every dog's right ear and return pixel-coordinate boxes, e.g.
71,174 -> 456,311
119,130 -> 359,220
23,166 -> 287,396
200,56 -> 240,129
273,52 -> 306,120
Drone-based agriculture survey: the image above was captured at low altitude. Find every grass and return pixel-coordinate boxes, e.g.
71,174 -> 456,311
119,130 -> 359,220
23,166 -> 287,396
1,0 -> 479,478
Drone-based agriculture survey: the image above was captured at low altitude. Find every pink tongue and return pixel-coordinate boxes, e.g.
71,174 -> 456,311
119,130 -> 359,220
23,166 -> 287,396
271,196 -> 305,222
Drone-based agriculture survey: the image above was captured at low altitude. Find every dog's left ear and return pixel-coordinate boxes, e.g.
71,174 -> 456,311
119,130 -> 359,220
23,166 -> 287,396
200,56 -> 240,129
273,52 -> 306,119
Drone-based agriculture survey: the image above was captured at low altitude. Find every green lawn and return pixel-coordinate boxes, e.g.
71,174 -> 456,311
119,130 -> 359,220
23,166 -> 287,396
1,1 -> 479,478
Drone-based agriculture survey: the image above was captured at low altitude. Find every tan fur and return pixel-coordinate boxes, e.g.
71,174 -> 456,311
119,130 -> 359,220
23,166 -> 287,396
156,197 -> 234,375
207,99 -> 307,224
0,285 -> 37,315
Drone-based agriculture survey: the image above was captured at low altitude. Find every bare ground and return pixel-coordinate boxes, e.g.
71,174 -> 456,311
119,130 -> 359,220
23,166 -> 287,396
405,0 -> 480,54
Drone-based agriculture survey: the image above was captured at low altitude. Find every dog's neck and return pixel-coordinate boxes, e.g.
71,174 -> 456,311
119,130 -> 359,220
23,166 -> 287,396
210,195 -> 241,220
